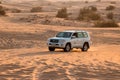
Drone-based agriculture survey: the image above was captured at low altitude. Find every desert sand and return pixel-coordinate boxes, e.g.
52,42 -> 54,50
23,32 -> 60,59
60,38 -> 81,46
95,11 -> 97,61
0,0 -> 120,80
0,16 -> 120,80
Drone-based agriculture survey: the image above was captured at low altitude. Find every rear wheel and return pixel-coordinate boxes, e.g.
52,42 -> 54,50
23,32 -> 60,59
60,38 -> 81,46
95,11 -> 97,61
82,43 -> 89,52
49,47 -> 55,51
64,44 -> 71,52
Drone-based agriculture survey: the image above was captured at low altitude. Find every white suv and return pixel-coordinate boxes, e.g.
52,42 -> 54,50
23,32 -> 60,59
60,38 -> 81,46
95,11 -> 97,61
47,30 -> 91,52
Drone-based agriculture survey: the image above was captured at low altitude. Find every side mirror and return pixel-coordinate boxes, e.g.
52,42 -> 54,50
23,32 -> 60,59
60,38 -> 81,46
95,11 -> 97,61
71,36 -> 76,39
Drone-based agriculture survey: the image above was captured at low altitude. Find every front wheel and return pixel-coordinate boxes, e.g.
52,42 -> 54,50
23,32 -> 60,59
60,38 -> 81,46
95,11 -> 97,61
82,43 -> 89,52
49,47 -> 55,51
64,44 -> 71,52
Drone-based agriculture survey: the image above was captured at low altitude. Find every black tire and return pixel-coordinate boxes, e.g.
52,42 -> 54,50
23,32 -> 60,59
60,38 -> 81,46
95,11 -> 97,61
49,47 -> 55,51
82,43 -> 89,52
64,44 -> 71,52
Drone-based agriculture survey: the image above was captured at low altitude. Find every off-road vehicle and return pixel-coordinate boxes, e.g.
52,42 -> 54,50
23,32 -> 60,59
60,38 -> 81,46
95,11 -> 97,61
47,30 -> 91,52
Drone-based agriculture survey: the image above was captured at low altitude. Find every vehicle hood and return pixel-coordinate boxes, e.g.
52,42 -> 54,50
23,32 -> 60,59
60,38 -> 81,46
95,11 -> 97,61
48,37 -> 70,40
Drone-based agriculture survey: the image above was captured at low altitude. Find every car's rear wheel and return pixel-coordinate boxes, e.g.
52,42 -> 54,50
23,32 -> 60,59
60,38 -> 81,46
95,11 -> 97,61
64,44 -> 71,52
82,43 -> 89,52
49,47 -> 55,51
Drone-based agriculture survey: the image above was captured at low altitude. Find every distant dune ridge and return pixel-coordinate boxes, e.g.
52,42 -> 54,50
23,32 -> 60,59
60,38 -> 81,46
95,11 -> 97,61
1,0 -> 120,27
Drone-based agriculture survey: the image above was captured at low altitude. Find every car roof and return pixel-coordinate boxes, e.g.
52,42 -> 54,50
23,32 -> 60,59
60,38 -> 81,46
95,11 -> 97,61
63,30 -> 88,33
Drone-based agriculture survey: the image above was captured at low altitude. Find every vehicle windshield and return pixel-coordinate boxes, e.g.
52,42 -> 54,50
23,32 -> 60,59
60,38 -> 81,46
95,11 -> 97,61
56,32 -> 72,38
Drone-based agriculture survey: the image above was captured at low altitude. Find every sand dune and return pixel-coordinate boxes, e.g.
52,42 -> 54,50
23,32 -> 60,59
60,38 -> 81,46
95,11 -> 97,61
0,16 -> 120,79
0,45 -> 120,80
0,0 -> 120,79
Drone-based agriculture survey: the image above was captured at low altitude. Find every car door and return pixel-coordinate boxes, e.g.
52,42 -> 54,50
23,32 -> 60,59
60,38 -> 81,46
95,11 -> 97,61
71,32 -> 78,48
77,32 -> 85,47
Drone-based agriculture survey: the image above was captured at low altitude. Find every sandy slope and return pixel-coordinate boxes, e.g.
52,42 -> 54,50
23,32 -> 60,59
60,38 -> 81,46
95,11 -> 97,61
0,45 -> 120,80
0,16 -> 120,80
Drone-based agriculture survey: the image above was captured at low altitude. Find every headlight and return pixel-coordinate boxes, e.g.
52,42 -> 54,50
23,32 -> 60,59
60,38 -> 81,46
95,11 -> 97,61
59,39 -> 66,43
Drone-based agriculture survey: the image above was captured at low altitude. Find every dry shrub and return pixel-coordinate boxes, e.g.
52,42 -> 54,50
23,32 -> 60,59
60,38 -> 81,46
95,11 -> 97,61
88,12 -> 101,20
107,12 -> 114,19
96,0 -> 101,2
11,8 -> 21,13
110,1 -> 116,4
106,5 -> 115,11
0,6 -> 6,16
85,1 -> 88,3
89,6 -> 97,11
56,8 -> 68,18
94,20 -> 119,27
77,6 -> 100,21
31,7 -> 42,12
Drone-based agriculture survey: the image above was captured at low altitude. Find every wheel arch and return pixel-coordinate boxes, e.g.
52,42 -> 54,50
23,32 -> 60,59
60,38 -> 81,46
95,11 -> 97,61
83,42 -> 90,48
66,42 -> 72,47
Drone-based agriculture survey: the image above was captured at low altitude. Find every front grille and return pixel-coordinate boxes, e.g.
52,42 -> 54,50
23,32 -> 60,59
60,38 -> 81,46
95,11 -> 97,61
50,39 -> 59,43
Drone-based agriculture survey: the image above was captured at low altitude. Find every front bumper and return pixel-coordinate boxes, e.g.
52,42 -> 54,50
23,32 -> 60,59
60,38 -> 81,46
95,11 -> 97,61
47,42 -> 65,48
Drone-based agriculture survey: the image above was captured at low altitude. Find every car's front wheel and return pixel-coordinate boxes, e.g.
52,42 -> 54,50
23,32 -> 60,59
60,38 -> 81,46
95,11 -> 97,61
49,47 -> 55,51
82,43 -> 89,52
64,44 -> 71,52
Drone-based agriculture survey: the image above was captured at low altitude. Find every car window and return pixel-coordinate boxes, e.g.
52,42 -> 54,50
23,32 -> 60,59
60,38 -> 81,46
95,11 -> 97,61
78,32 -> 84,38
72,33 -> 78,38
83,32 -> 88,38
56,32 -> 72,38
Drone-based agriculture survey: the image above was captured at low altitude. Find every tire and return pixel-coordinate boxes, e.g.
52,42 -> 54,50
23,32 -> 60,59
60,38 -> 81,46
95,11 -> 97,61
82,43 -> 89,52
49,47 -> 55,51
64,44 -> 71,52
